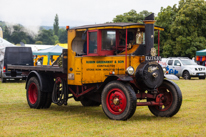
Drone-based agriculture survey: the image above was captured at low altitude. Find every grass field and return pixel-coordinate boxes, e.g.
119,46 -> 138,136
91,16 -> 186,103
0,79 -> 206,137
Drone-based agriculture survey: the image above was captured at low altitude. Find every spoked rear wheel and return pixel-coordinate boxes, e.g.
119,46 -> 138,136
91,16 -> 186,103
101,81 -> 136,120
148,80 -> 182,117
52,77 -> 67,106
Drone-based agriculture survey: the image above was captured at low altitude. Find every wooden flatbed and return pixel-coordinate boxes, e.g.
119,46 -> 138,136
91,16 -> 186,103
7,65 -> 64,73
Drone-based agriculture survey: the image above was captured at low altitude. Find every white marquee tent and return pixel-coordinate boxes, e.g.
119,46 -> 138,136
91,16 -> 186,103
0,37 -> 16,68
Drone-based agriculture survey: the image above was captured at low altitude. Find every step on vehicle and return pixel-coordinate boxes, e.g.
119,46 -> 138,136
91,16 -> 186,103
8,13 -> 182,120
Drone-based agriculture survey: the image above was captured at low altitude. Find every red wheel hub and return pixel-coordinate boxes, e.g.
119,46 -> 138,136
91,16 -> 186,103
156,87 -> 173,111
28,83 -> 38,104
106,88 -> 127,115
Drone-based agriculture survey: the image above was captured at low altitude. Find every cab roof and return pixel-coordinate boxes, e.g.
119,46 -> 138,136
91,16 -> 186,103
70,23 -> 164,31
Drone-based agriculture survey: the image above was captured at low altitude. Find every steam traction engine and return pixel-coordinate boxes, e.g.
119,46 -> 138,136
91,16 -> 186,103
8,13 -> 182,120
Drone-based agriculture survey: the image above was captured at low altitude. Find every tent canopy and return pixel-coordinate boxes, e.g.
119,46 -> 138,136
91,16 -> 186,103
0,37 -> 16,64
33,45 -> 65,65
33,45 -> 65,56
196,49 -> 206,56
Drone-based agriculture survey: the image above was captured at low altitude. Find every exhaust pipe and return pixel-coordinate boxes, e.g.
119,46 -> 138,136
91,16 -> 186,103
143,13 -> 156,56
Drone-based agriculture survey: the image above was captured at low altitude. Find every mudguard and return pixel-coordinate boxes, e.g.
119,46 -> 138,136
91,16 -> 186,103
164,74 -> 179,80
25,71 -> 54,92
115,75 -> 133,81
163,79 -> 182,104
97,75 -> 133,93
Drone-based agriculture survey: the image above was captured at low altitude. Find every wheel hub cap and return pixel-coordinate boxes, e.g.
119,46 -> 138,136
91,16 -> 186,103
113,97 -> 120,105
106,88 -> 127,115
28,83 -> 38,104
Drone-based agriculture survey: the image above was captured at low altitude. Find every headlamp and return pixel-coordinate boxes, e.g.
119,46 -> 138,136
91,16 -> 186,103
126,66 -> 134,75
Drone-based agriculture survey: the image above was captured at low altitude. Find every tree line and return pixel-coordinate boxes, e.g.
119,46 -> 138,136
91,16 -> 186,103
1,14 -> 67,45
1,0 -> 206,58
113,0 -> 206,58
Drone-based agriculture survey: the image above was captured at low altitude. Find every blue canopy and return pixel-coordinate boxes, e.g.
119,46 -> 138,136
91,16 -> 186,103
33,45 -> 65,65
196,49 -> 206,56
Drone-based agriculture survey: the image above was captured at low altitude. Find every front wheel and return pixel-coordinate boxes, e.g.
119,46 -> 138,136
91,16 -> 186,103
199,76 -> 205,80
101,81 -> 137,120
148,80 -> 182,117
183,71 -> 191,80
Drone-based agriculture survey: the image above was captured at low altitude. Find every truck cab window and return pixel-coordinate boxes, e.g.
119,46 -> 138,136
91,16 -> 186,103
136,31 -> 145,44
102,30 -> 116,50
168,60 -> 173,66
174,60 -> 181,66
89,32 -> 97,53
118,29 -> 144,47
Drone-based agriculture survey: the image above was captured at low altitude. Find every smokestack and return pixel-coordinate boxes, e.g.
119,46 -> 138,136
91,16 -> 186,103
143,13 -> 156,56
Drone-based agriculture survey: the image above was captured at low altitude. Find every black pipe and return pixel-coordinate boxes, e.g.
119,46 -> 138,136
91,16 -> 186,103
144,13 -> 155,56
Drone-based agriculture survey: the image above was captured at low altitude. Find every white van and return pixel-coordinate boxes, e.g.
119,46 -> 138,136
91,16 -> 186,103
159,57 -> 206,79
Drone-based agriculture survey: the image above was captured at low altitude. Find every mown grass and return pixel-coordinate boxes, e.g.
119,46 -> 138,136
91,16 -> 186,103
0,79 -> 206,137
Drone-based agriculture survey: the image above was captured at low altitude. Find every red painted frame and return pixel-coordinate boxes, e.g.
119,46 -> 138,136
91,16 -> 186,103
116,30 -> 126,51
86,29 -> 118,56
68,86 -> 96,98
98,29 -> 117,56
86,30 -> 99,56
85,28 -> 157,57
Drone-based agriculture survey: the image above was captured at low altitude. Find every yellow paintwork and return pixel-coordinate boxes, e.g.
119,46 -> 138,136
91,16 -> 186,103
143,20 -> 156,24
33,55 -> 48,66
75,25 -> 164,31
67,55 -> 141,85
67,23 -> 162,85
154,27 -> 164,31
119,44 -> 139,55
67,30 -> 78,85
67,27 -> 142,85
88,26 -> 123,30
57,43 -> 68,48
34,55 -> 59,66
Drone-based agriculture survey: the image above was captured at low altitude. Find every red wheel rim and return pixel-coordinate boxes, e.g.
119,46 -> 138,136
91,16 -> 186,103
156,86 -> 173,111
28,82 -> 38,104
106,88 -> 127,115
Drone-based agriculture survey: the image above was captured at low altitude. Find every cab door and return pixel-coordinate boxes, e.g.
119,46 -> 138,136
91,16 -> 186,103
167,59 -> 174,74
173,60 -> 182,76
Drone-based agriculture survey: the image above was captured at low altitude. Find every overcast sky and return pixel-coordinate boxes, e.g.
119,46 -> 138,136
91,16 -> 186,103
0,0 -> 180,27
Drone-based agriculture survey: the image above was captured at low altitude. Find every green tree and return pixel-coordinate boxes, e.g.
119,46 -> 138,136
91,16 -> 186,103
53,35 -> 59,45
10,25 -> 34,44
113,9 -> 152,23
171,0 -> 206,58
3,25 -> 35,44
36,29 -> 55,45
58,28 -> 67,43
3,25 -> 12,41
35,41 -> 43,44
156,0 -> 206,58
53,14 -> 59,36
21,39 -> 27,44
155,5 -> 178,57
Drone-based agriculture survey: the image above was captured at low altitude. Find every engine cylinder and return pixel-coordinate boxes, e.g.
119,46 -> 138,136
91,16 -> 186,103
135,62 -> 164,89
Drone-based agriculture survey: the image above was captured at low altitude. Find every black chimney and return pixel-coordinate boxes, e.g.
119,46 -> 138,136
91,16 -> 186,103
144,13 -> 155,56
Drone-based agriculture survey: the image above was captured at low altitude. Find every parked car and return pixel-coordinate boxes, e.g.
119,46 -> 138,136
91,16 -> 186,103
159,57 -> 206,79
1,47 -> 33,83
